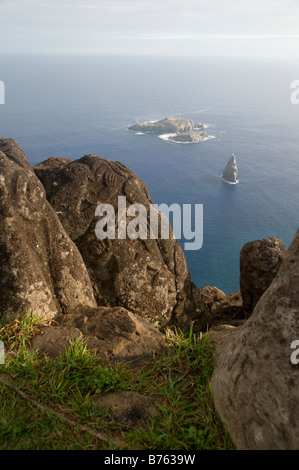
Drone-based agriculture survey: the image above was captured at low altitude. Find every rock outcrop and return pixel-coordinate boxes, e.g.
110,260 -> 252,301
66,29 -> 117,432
199,286 -> 244,328
0,139 -> 97,320
0,138 -> 32,170
32,306 -> 165,366
240,237 -> 287,317
30,325 -> 83,358
34,154 -> 206,328
222,154 -> 238,184
198,286 -> 226,310
210,291 -> 243,324
211,227 -> 299,450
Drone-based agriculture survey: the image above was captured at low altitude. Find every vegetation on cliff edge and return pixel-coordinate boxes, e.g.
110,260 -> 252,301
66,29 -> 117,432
0,311 -> 233,450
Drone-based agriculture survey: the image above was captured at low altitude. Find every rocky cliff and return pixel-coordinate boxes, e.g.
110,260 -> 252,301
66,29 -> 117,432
0,138 -> 207,329
33,154 -> 207,328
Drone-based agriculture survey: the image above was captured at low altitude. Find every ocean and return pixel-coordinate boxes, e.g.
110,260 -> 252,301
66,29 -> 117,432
0,54 -> 298,293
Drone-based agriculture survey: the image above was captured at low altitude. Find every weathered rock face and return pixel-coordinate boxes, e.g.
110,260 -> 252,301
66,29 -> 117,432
222,154 -> 238,183
210,291 -> 243,324
30,325 -> 83,358
199,286 -> 226,310
240,237 -> 286,317
211,227 -> 299,450
34,154 -> 205,328
0,140 -> 97,320
50,305 -> 165,366
0,137 -> 32,170
198,287 -> 243,328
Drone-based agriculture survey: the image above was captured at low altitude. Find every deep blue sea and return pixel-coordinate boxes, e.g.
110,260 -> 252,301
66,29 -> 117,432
0,55 -> 298,293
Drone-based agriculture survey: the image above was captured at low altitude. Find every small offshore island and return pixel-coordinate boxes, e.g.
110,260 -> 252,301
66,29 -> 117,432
128,117 -> 212,143
222,154 -> 239,184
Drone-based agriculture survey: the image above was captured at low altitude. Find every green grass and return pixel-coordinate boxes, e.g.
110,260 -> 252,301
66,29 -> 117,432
0,312 -> 234,450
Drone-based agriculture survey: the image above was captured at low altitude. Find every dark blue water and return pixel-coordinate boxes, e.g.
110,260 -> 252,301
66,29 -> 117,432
1,55 -> 298,293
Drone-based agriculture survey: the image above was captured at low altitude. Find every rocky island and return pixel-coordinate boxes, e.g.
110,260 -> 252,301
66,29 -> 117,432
170,131 -> 207,143
128,117 -> 210,143
222,154 -> 239,184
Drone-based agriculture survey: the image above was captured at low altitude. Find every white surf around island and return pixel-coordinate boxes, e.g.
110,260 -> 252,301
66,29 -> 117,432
221,176 -> 239,184
158,133 -> 177,141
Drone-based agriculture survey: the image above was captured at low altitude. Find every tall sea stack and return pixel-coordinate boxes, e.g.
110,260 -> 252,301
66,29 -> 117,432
222,154 -> 238,184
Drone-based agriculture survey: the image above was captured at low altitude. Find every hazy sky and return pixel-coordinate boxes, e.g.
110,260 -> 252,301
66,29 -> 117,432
1,0 -> 299,57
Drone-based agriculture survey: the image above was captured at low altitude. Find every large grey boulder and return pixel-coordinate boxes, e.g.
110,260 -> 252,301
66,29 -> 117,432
240,237 -> 287,317
211,227 -> 299,450
0,139 -> 97,320
34,154 -> 205,328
